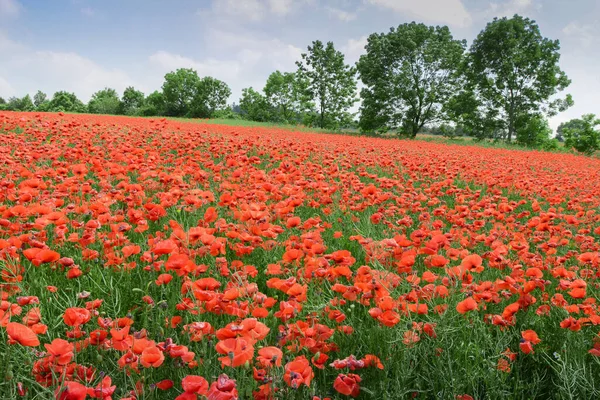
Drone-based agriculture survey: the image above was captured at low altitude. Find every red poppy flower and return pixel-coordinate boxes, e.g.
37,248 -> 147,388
456,297 -> 478,314
6,322 -> 40,347
284,356 -> 314,388
207,374 -> 238,400
333,373 -> 362,397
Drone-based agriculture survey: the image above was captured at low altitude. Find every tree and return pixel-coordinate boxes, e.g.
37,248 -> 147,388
47,91 -> 86,113
33,90 -> 49,110
264,71 -> 309,123
140,90 -> 166,116
190,77 -> 231,118
239,87 -> 273,122
120,87 -> 145,115
557,119 -> 585,142
296,40 -> 357,129
562,114 -> 600,154
445,88 -> 501,140
467,15 -> 572,142
88,88 -> 121,115
162,68 -> 201,117
4,95 -> 35,111
515,113 -> 553,148
357,23 -> 466,137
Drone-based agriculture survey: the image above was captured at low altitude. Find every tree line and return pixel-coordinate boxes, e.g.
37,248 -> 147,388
1,14 -> 598,153
0,70 -> 232,119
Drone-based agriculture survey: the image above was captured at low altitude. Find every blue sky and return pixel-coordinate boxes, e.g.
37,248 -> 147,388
1,0 -> 598,130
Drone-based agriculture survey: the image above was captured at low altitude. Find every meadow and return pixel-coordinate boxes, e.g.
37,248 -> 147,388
2,111 -> 600,399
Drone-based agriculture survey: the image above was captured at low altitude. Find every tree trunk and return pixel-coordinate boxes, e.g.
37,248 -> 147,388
411,122 -> 419,138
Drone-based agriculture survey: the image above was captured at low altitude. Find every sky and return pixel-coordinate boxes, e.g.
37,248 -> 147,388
0,0 -> 599,131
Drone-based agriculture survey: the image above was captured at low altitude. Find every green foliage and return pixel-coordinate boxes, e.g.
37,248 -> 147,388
140,90 -> 166,116
264,71 -> 309,123
445,88 -> 502,140
515,113 -> 552,148
467,14 -> 572,142
33,90 -> 49,110
88,87 -> 121,115
557,118 -> 585,143
562,114 -> 600,154
47,91 -> 86,113
357,22 -> 466,137
190,77 -> 231,118
296,40 -> 357,129
239,87 -> 273,122
162,68 -> 202,117
211,106 -> 243,120
161,69 -> 231,118
4,94 -> 35,111
119,86 -> 145,116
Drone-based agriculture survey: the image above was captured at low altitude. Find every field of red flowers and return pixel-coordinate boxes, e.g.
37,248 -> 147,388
2,111 -> 600,399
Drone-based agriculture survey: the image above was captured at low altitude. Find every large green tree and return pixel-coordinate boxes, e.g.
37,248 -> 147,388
88,88 -> 121,115
162,68 -> 201,117
557,118 -> 585,142
5,95 -> 35,111
119,86 -> 145,115
515,113 -> 554,148
140,90 -> 166,116
296,40 -> 357,129
190,77 -> 231,118
562,114 -> 600,154
47,91 -> 86,113
33,90 -> 49,110
467,15 -> 572,142
239,87 -> 273,122
264,71 -> 309,123
357,23 -> 466,137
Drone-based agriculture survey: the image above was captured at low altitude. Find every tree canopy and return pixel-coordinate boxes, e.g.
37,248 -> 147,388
88,88 -> 121,115
162,68 -> 202,117
466,15 -> 572,142
357,23 -> 466,137
296,40 -> 357,129
120,87 -> 145,116
190,77 -> 231,118
239,87 -> 272,122
562,114 -> 600,154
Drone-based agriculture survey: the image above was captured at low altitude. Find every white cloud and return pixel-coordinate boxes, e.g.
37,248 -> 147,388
0,34 -> 140,101
212,0 -> 266,22
19,51 -> 136,100
149,32 -> 303,103
205,28 -> 303,69
482,0 -> 541,19
268,0 -> 293,16
325,6 -> 357,22
0,0 -> 20,18
148,51 -> 243,82
365,0 -> 472,27
562,22 -> 598,48
0,75 -> 14,97
208,0 -> 298,22
342,36 -> 368,64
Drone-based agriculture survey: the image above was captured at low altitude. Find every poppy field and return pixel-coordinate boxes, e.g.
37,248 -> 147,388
2,111 -> 600,400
